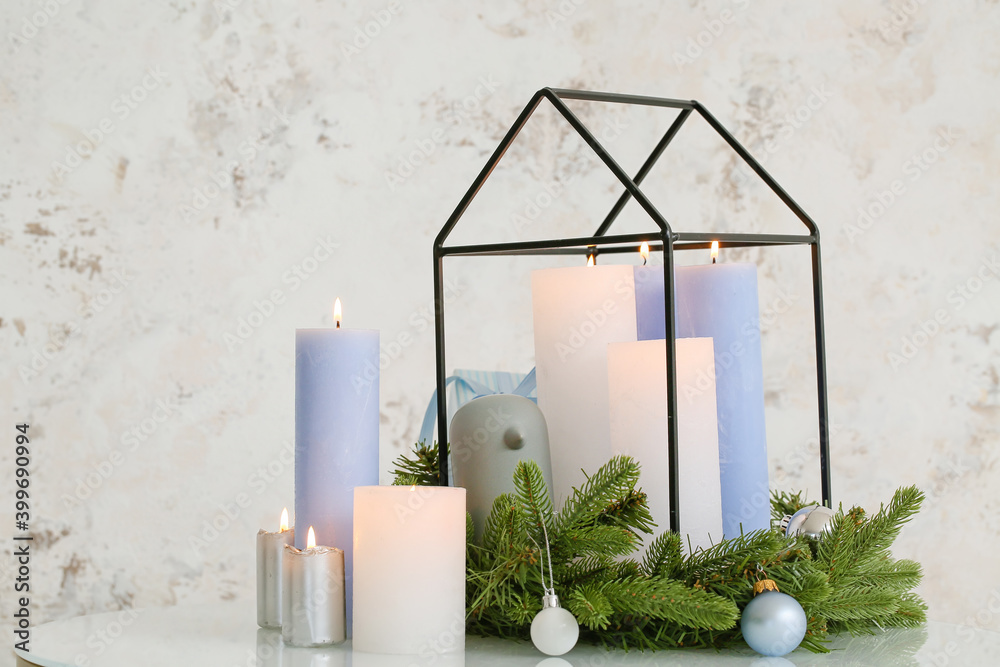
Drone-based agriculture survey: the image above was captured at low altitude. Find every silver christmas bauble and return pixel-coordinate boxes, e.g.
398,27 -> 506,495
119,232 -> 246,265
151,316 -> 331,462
741,588 -> 807,657
780,504 -> 835,540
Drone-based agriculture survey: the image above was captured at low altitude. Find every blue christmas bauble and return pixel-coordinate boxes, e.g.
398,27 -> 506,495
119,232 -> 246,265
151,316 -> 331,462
741,591 -> 807,657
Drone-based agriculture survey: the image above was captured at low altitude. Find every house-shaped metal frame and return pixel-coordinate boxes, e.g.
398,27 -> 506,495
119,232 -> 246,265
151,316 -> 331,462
432,88 -> 832,533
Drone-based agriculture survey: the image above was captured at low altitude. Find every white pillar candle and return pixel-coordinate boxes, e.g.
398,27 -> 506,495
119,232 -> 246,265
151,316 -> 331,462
531,265 -> 637,507
352,486 -> 466,655
607,339 -> 723,552
256,508 -> 294,628
282,527 -> 347,648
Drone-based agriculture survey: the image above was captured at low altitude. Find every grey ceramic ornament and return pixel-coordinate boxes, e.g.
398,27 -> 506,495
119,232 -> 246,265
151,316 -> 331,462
450,394 -> 553,539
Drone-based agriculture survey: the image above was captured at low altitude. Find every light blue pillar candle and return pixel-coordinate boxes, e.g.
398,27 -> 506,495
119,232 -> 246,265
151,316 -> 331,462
634,264 -> 770,537
295,324 -> 379,633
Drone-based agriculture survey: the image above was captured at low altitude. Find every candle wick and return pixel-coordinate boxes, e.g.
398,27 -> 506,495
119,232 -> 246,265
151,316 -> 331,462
336,321 -> 341,329
712,257 -> 717,265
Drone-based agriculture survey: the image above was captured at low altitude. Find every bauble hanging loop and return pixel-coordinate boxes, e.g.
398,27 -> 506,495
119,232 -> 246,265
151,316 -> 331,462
528,512 -> 579,656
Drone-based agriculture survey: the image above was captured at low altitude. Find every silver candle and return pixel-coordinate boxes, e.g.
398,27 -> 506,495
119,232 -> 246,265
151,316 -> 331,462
257,509 -> 295,628
282,527 -> 346,648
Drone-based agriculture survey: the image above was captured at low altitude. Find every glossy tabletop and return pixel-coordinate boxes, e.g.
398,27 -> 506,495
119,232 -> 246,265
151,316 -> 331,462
13,602 -> 1000,667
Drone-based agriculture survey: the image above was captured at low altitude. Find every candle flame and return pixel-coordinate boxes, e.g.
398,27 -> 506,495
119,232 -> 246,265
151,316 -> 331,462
307,526 -> 317,549
710,240 -> 719,264
334,298 -> 342,329
280,508 -> 289,532
639,242 -> 649,265
410,484 -> 417,492
586,254 -> 595,267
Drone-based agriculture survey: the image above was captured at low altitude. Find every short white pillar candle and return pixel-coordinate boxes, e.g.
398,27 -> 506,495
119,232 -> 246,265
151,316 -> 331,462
607,338 -> 723,552
352,486 -> 466,655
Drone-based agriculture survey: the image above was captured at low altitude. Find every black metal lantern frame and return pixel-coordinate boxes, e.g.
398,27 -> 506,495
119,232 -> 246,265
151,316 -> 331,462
431,88 -> 831,533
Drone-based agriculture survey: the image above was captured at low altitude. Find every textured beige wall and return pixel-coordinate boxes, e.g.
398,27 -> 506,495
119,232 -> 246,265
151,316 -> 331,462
1,0 -> 998,658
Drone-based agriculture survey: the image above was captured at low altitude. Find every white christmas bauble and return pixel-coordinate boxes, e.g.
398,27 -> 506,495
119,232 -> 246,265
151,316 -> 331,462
530,606 -> 579,656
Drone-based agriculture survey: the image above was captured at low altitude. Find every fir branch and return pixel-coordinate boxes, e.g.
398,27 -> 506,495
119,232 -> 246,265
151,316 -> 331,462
566,583 -> 615,629
880,592 -> 928,628
642,531 -> 684,578
838,557 -> 922,593
767,563 -> 832,608
596,488 -> 656,536
821,589 -> 902,622
557,524 -> 638,560
512,460 -> 554,542
390,440 -> 442,486
388,440 -> 927,652
614,559 -> 642,580
556,455 -> 642,533
817,486 -> 924,583
481,493 -> 522,555
602,576 -> 739,630
673,529 -> 787,591
466,512 -> 475,559
845,486 -> 924,562
553,556 -> 611,587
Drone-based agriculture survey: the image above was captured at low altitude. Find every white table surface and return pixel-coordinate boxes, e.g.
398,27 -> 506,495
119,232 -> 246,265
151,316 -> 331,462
13,602 -> 1000,667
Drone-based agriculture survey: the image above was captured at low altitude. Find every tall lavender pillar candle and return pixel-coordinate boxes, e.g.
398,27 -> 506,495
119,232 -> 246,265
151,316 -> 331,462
634,262 -> 770,537
295,299 -> 379,633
